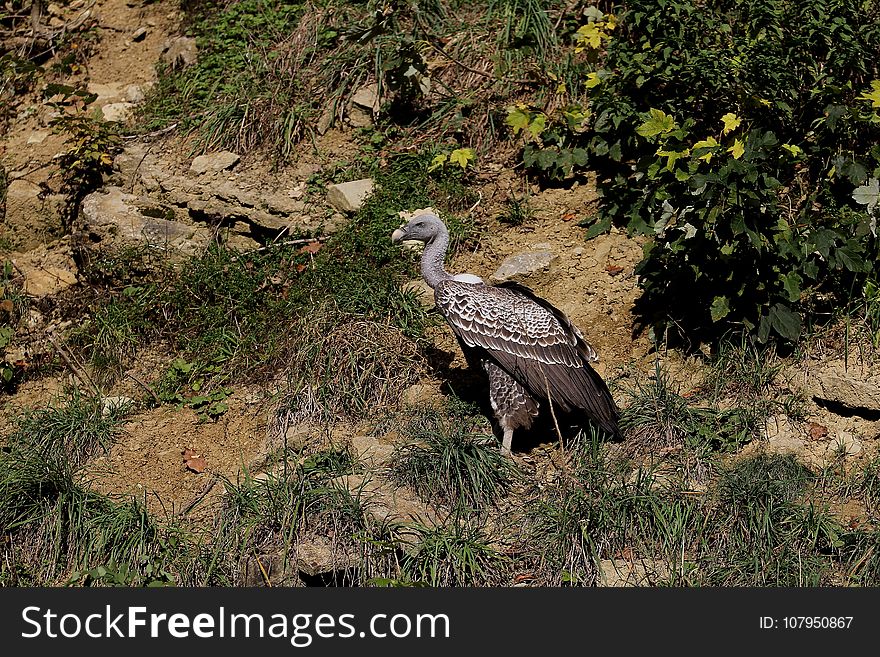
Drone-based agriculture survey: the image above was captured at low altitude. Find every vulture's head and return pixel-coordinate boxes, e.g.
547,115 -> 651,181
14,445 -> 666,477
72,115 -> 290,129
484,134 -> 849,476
391,213 -> 445,245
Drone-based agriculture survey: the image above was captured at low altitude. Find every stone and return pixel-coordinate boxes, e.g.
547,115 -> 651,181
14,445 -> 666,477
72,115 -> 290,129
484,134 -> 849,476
161,37 -> 198,69
9,241 -> 79,298
4,180 -> 66,251
347,107 -> 373,128
27,131 -> 49,145
351,83 -> 380,113
102,396 -> 136,416
190,151 -> 240,175
100,102 -> 135,123
295,536 -> 360,578
401,383 -> 443,407
131,27 -> 148,42
124,84 -> 145,103
598,559 -> 670,586
832,431 -> 863,457
490,250 -> 557,282
402,279 -> 435,308
86,82 -> 126,103
811,368 -> 880,412
349,435 -> 395,466
77,186 -> 212,262
47,2 -> 62,14
327,178 -> 374,213
764,415 -> 806,454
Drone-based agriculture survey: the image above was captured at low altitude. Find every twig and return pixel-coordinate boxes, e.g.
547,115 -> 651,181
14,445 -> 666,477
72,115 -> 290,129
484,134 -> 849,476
230,236 -> 330,260
467,190 -> 483,215
425,40 -> 495,80
122,122 -> 179,140
124,370 -> 161,405
46,332 -> 101,397
255,551 -> 273,587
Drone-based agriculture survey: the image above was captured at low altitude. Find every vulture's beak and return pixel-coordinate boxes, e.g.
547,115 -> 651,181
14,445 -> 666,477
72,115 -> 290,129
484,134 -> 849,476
391,228 -> 406,243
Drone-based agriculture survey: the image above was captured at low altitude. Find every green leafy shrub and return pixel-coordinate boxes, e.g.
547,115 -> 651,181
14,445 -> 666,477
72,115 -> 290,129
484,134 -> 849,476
516,0 -> 880,344
590,0 -> 880,343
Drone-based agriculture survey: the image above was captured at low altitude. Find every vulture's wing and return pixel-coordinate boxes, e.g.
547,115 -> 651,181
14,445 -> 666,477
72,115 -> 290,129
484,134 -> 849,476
434,279 -> 619,436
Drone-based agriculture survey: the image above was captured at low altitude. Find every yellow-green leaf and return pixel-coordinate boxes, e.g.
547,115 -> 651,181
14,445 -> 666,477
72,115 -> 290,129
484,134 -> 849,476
728,138 -> 744,159
505,105 -> 531,136
427,153 -> 447,172
585,72 -> 602,88
575,23 -> 605,50
720,112 -> 741,135
781,143 -> 803,157
636,108 -> 677,139
527,113 -> 547,140
693,136 -> 720,162
858,80 -> 880,108
657,147 -> 690,171
448,147 -> 475,169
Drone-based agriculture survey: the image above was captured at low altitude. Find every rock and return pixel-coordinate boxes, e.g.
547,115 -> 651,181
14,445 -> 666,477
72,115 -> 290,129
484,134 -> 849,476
349,435 -> 395,466
351,83 -> 380,113
190,151 -> 240,175
832,431 -> 863,457
295,536 -> 360,578
77,186 -> 212,262
86,82 -> 126,103
348,85 -> 378,128
316,105 -> 334,135
327,178 -> 374,213
101,396 -> 136,416
332,473 -> 437,528
47,2 -> 63,15
402,279 -> 434,308
131,27 -> 148,42
347,107 -> 373,128
27,131 -> 49,145
490,250 -> 557,282
598,558 -> 670,586
401,383 -> 443,407
124,84 -> 145,103
161,36 -> 198,69
9,240 -> 79,298
4,179 -> 66,251
764,415 -> 806,454
811,367 -> 880,412
100,102 -> 135,123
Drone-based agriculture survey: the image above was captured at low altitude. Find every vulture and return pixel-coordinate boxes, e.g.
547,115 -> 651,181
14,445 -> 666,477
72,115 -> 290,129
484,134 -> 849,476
392,212 -> 620,454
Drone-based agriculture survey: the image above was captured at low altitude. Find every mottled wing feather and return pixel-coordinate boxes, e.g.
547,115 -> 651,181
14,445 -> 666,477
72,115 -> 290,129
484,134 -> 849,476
435,279 -> 619,437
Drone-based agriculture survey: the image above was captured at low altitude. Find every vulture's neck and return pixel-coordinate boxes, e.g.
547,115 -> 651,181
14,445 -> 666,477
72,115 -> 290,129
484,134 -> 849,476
421,229 -> 453,289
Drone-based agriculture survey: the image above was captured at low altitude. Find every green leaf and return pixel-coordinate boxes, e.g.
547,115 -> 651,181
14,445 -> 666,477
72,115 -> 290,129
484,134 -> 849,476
636,108 -> 677,139
585,216 -> 611,239
781,272 -> 802,302
781,143 -> 803,157
710,296 -> 730,321
527,114 -> 547,140
585,72 -> 602,88
768,303 -> 802,341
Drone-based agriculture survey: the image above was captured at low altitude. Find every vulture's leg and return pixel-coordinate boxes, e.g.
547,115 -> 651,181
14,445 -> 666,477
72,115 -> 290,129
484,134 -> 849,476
483,361 -> 539,455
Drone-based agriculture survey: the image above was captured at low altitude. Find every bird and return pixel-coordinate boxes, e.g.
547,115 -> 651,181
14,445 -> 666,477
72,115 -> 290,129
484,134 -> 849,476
391,211 -> 620,455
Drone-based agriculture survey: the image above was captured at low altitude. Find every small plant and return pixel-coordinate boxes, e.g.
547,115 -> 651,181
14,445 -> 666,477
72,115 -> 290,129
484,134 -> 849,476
51,110 -> 122,224
398,519 -> 505,586
390,399 -> 518,509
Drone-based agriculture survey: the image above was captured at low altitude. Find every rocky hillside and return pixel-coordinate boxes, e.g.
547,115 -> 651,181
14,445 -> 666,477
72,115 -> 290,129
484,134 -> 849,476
2,0 -> 880,587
